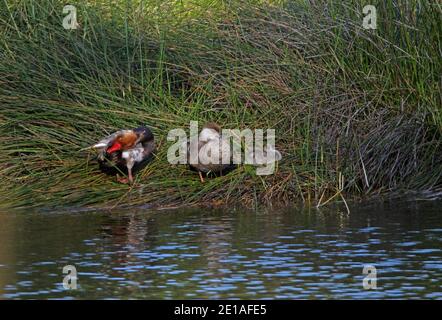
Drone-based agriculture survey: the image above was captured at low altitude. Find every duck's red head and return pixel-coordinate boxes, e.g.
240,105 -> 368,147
107,131 -> 137,154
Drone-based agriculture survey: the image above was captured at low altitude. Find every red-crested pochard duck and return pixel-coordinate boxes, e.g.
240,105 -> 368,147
91,126 -> 155,184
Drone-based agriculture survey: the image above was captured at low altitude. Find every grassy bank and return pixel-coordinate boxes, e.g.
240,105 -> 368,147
0,0 -> 441,209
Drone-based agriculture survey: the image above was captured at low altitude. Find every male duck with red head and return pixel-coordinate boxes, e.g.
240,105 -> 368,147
91,126 -> 155,184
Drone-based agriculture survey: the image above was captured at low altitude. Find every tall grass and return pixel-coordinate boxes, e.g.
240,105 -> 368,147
0,0 -> 441,209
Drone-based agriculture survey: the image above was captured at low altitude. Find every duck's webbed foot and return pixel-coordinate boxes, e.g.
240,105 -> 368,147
116,174 -> 129,184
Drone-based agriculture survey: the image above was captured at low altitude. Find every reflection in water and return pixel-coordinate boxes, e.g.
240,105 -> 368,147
98,213 -> 159,297
0,215 -> 16,297
0,200 -> 441,299
201,217 -> 233,276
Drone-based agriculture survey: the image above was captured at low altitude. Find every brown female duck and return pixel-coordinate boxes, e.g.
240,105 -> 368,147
184,122 -> 236,182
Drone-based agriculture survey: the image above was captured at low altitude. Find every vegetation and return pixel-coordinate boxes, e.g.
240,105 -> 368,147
0,0 -> 441,209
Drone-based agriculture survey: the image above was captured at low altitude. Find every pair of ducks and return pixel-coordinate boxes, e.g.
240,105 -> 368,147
91,123 -> 233,184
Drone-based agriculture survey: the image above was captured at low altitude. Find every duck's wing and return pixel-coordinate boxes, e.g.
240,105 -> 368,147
186,136 -> 213,170
91,130 -> 127,150
122,145 -> 145,164
197,138 -> 232,172
122,140 -> 155,162
86,130 -> 129,162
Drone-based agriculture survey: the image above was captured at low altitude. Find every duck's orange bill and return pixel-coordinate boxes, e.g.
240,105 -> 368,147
107,142 -> 122,153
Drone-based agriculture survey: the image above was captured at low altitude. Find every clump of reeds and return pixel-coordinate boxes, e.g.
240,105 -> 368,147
0,0 -> 440,209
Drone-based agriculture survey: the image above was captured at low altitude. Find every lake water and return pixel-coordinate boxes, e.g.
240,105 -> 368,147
0,200 -> 441,299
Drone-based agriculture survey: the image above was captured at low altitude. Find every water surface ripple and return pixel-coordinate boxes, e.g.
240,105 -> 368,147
0,201 -> 441,299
